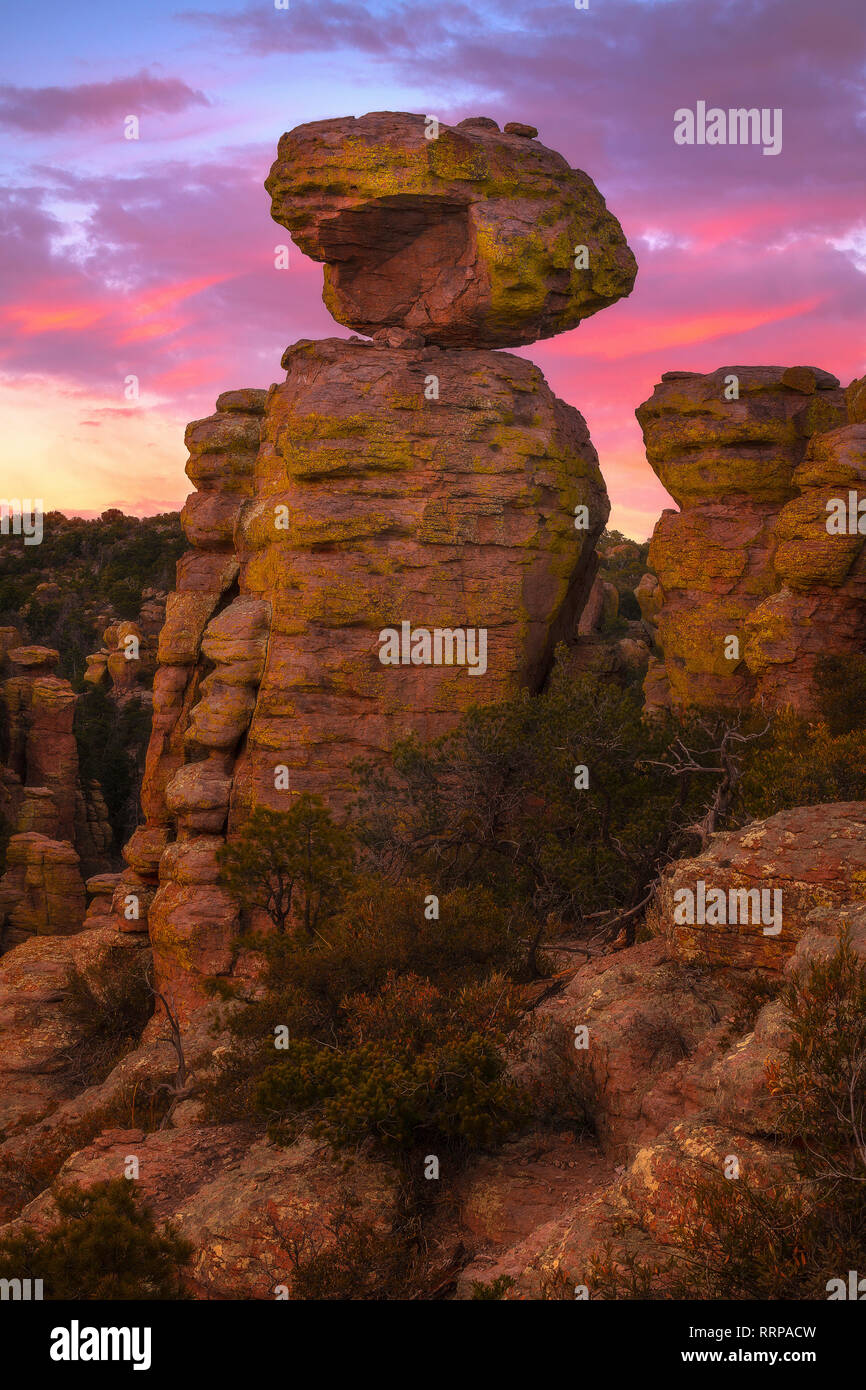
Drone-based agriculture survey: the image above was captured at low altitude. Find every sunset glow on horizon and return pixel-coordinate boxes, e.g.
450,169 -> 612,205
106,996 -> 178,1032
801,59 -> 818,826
2,0 -> 864,539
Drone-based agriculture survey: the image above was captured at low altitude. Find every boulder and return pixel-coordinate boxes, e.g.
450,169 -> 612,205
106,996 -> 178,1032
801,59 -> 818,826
653,802 -> 866,971
265,111 -> 636,348
13,1125 -> 398,1299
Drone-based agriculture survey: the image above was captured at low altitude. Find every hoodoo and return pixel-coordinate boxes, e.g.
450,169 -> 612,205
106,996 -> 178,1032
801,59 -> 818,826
121,113 -> 637,1017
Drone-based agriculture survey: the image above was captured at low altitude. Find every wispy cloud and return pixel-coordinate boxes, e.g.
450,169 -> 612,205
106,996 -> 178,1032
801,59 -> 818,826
0,71 -> 209,133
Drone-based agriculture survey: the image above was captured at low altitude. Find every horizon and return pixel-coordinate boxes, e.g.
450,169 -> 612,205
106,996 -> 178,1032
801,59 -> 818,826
2,0 -> 865,538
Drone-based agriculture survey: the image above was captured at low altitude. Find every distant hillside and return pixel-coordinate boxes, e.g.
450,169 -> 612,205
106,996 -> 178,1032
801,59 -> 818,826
596,528 -> 651,624
0,510 -> 184,685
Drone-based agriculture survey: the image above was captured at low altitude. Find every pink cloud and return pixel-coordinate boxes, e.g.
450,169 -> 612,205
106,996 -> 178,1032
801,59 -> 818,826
2,0 -> 864,538
0,71 -> 209,133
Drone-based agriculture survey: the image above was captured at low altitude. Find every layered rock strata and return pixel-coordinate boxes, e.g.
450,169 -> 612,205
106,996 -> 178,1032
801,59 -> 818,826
110,390 -> 266,1009
636,366 -> 850,711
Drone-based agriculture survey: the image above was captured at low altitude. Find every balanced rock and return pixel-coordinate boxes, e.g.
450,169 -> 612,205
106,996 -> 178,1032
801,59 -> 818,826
122,113 -> 629,1019
265,111 -> 637,348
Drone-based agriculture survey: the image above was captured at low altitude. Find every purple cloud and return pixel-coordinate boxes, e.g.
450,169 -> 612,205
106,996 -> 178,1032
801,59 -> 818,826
0,70 -> 209,133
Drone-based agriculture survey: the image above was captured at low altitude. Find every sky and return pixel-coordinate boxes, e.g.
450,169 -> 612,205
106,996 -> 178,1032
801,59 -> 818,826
1,0 -> 864,539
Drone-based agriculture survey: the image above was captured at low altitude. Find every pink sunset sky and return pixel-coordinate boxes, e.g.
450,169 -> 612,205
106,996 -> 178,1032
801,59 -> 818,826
1,0 -> 864,539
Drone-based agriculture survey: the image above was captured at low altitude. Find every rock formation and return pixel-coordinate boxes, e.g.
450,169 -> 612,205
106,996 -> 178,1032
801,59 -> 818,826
637,366 -> 866,714
2,801 -> 863,1298
0,644 -> 112,949
656,800 -> 866,970
265,112 -> 637,350
13,111 -> 866,1304
122,112 -> 634,1019
0,923 -> 148,1139
456,806 -> 866,1296
744,421 -> 866,707
84,584 -> 166,704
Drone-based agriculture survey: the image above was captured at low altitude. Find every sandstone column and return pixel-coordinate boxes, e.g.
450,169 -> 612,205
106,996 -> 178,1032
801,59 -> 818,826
132,112 -> 637,1017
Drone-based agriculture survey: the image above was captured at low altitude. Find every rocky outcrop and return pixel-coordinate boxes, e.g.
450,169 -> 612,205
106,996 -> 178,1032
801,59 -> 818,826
118,390 -> 266,1013
13,1126 -> 399,1298
744,422 -> 866,709
654,801 -> 866,970
637,366 -> 850,712
459,814 -> 866,1297
577,575 -> 619,636
0,923 -> 150,1138
0,834 -> 87,949
265,112 -> 636,349
124,114 -> 631,1019
0,647 -> 112,946
3,647 -> 80,844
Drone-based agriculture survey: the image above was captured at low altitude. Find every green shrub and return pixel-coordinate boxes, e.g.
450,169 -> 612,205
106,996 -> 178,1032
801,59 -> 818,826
217,795 -> 356,935
352,662 -> 723,931
255,1032 -> 525,1154
0,1179 -> 192,1299
471,1275 -> 516,1300
816,653 -> 866,735
739,713 -> 866,820
204,875 -> 528,1152
768,924 -> 866,1181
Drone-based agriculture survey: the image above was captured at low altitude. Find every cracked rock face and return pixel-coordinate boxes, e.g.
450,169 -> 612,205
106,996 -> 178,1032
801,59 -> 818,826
655,802 -> 866,970
265,111 -> 637,349
743,421 -> 866,708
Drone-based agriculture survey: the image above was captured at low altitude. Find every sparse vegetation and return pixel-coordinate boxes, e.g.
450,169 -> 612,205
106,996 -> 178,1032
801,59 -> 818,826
58,944 -> 154,1087
216,795 -> 356,936
0,511 -> 183,685
0,1178 -> 192,1299
580,929 -> 866,1299
205,870 -> 529,1164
